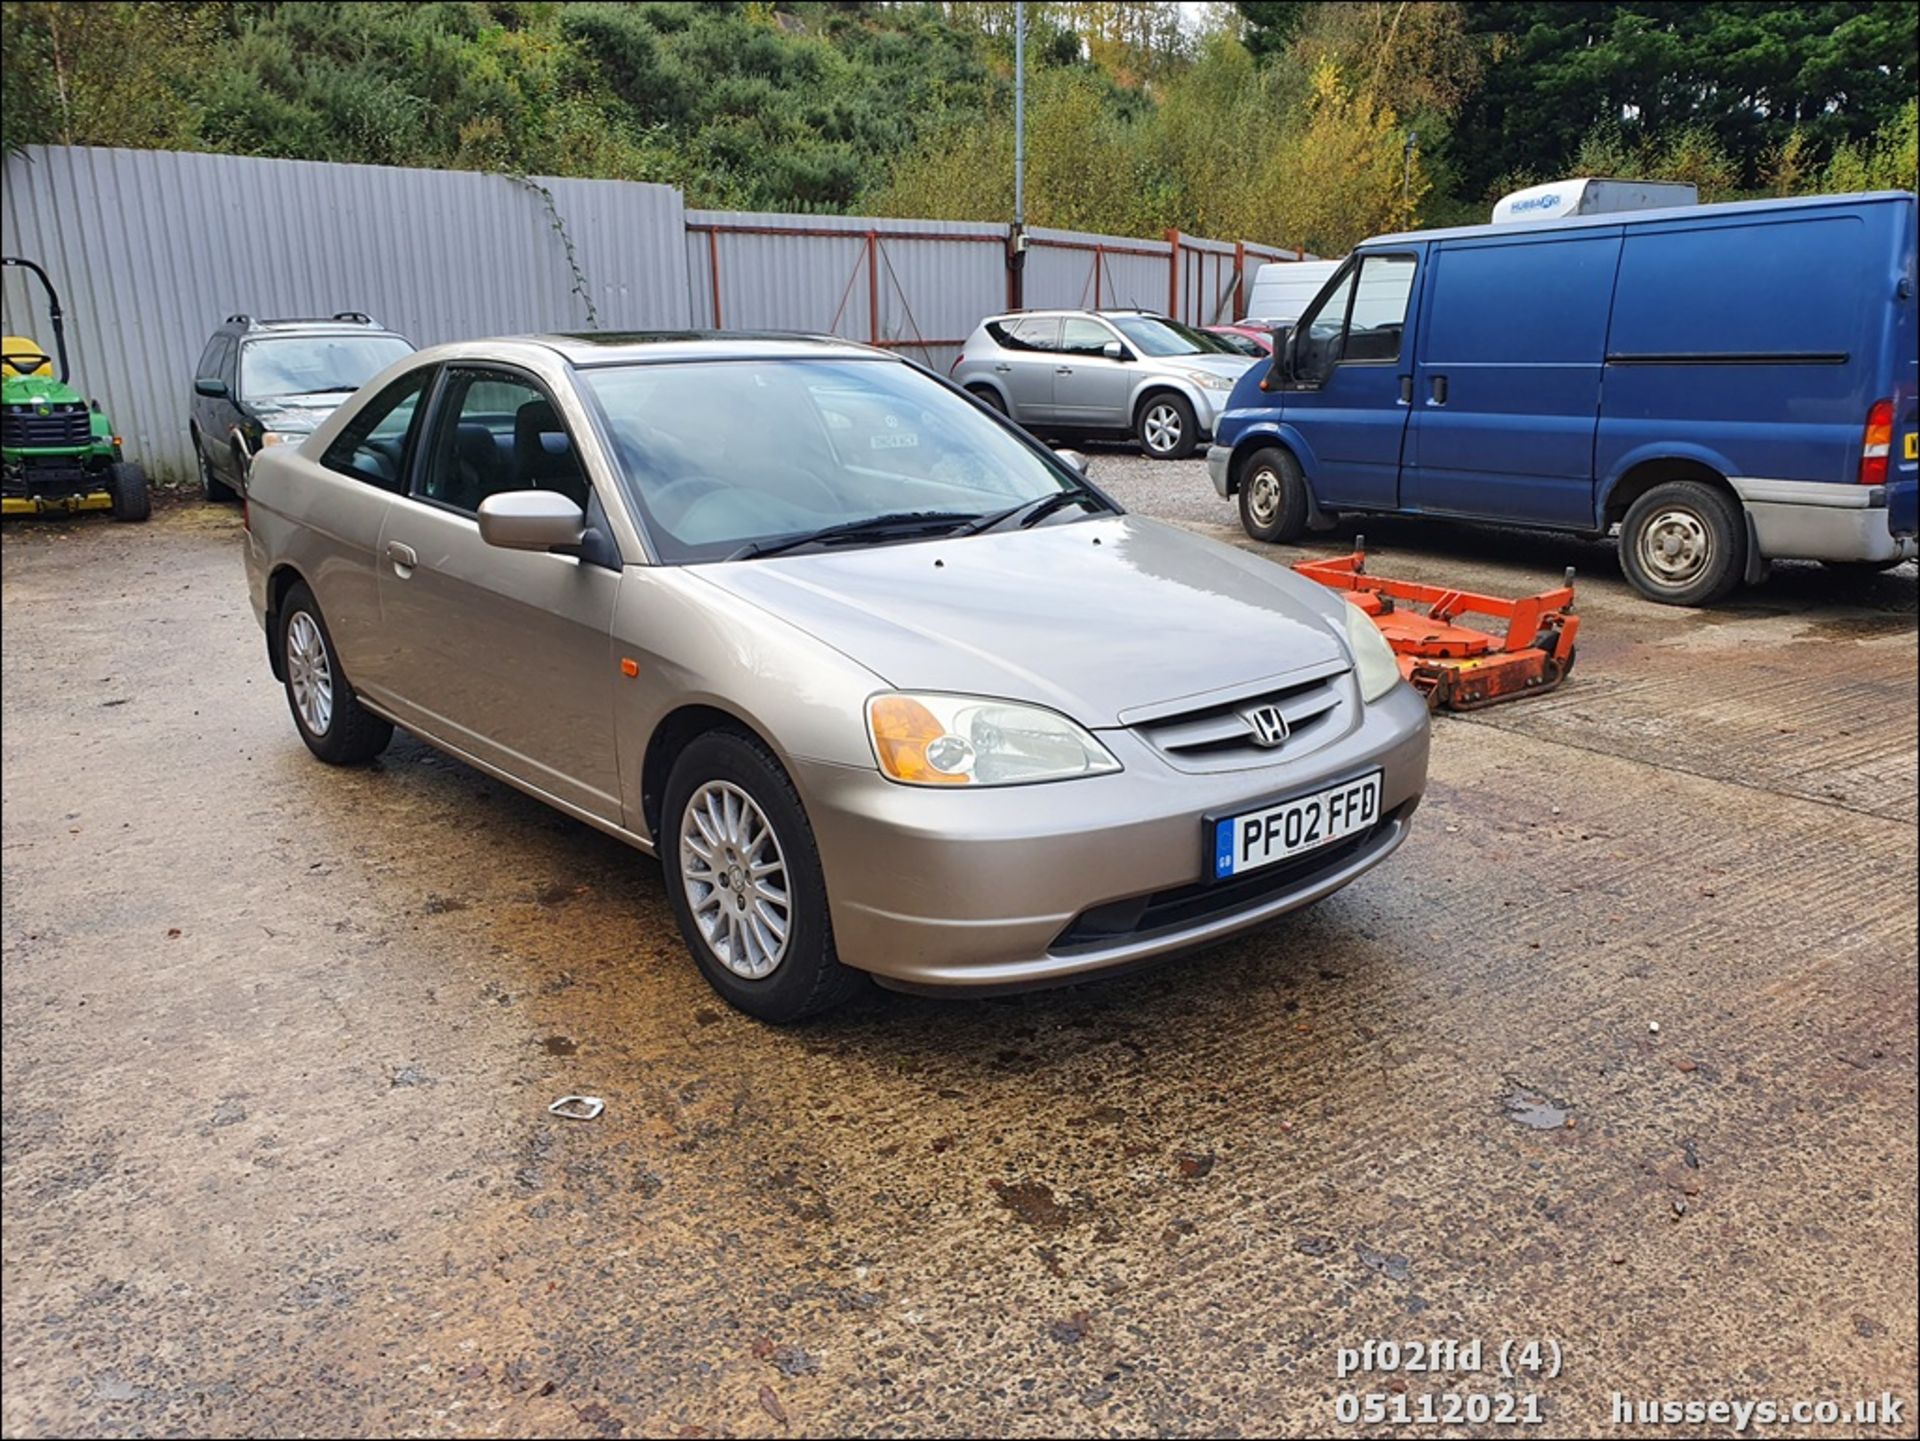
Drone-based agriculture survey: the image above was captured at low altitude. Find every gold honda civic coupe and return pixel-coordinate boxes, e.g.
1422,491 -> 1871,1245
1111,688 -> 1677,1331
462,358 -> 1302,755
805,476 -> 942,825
243,333 -> 1429,1021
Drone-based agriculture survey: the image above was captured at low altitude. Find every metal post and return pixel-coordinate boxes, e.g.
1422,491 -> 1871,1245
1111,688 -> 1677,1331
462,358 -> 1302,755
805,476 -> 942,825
707,230 -> 722,329
1165,228 -> 1181,321
1013,2 -> 1025,232
1234,240 -> 1246,320
866,231 -> 880,345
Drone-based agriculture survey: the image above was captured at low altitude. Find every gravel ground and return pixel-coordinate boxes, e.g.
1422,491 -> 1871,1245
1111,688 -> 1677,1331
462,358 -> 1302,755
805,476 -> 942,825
3,493 -> 1916,1438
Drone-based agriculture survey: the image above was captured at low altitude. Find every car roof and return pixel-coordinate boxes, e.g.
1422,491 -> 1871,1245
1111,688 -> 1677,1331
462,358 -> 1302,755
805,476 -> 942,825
982,308 -> 1158,323
518,331 -> 894,365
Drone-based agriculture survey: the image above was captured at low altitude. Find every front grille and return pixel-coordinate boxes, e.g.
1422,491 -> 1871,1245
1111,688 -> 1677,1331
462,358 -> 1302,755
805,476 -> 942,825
3,404 -> 92,448
1050,806 -> 1404,954
1130,662 -> 1350,770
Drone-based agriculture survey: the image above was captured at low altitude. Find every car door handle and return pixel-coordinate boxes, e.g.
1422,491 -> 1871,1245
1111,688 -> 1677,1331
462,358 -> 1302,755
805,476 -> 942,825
1055,365 -> 1074,375
992,363 -> 1013,373
1399,375 -> 1413,405
386,540 -> 417,573
1428,374 -> 1448,406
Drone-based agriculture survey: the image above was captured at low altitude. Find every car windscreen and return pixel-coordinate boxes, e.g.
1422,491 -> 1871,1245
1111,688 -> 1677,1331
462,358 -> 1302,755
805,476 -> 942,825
240,335 -> 414,401
581,358 -> 1088,564
1109,315 -> 1241,358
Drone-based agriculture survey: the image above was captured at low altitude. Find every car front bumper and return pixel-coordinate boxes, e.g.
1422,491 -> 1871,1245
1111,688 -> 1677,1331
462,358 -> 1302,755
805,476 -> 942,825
791,682 -> 1431,993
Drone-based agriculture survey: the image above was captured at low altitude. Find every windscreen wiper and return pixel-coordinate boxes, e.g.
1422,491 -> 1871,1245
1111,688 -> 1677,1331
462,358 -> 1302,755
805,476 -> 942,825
955,488 -> 1105,536
726,510 -> 981,562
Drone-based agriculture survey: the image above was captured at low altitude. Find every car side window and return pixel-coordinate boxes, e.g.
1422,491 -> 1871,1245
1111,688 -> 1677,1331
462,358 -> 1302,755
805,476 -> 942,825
195,336 -> 225,382
320,367 -> 432,493
988,316 -> 1060,353
218,336 -> 239,387
1059,318 -> 1116,357
418,369 -> 589,515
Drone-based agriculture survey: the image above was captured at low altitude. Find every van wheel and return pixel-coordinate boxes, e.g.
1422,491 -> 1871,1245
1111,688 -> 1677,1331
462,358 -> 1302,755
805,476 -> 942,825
1620,481 -> 1745,606
278,582 -> 393,764
1137,393 -> 1197,460
662,731 -> 867,1024
1238,446 -> 1309,543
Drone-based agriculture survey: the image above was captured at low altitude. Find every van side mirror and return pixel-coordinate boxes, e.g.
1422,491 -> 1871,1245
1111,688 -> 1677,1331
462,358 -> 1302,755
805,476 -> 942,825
1261,326 -> 1293,391
195,377 -> 228,398
1101,340 -> 1127,361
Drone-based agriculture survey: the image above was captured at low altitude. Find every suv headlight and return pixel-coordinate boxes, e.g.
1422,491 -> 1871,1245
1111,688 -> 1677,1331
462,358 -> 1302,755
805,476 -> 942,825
867,693 -> 1121,786
1343,605 -> 1403,702
1183,369 -> 1236,391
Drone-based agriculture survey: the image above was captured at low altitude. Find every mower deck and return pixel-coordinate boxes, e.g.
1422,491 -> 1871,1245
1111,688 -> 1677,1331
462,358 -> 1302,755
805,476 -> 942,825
1293,539 -> 1580,711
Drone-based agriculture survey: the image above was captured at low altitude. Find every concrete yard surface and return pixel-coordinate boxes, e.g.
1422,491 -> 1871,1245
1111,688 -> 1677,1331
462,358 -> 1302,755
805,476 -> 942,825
2,476 -> 1916,1438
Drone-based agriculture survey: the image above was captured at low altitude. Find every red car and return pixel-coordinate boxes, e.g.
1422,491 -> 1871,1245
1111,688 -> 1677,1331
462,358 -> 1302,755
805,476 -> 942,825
1204,323 -> 1275,357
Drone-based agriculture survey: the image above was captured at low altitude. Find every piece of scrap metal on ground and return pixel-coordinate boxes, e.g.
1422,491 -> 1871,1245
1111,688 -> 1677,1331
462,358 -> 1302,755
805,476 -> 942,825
1294,537 -> 1580,711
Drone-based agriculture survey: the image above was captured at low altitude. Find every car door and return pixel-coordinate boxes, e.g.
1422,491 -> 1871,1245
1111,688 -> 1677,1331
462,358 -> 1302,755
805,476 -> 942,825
1277,250 -> 1423,511
216,337 -> 248,489
989,316 -> 1061,422
296,364 -> 437,700
1401,232 -> 1620,527
375,365 -> 623,823
1052,316 -> 1136,428
190,335 -> 224,466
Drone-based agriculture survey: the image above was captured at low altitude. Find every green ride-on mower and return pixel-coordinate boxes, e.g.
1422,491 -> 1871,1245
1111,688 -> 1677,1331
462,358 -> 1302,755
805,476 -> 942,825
3,256 -> 149,521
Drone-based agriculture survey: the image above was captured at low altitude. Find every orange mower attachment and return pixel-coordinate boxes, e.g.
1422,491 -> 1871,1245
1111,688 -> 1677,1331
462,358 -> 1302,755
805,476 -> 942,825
1292,537 -> 1580,712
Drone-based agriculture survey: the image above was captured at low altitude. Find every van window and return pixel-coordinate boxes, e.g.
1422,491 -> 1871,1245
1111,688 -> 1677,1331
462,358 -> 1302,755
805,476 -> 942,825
1294,253 -> 1417,380
1608,216 -> 1866,361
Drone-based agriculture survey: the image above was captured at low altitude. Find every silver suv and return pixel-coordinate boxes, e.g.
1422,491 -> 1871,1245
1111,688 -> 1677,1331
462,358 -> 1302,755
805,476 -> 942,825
951,309 -> 1257,460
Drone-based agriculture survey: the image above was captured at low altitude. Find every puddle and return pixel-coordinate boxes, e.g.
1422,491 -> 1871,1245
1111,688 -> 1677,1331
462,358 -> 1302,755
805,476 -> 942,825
541,1036 -> 578,1056
1503,1085 -> 1572,1130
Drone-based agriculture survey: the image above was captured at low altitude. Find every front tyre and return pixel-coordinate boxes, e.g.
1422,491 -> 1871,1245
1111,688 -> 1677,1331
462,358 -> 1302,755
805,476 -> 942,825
107,462 -> 150,523
196,431 -> 237,503
278,582 -> 393,764
1137,392 -> 1198,460
1237,445 -> 1310,543
662,731 -> 865,1023
1619,480 -> 1745,606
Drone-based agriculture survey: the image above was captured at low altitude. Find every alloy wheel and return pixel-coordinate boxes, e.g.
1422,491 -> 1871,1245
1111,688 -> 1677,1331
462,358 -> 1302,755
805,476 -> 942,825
679,780 -> 793,980
285,610 -> 335,736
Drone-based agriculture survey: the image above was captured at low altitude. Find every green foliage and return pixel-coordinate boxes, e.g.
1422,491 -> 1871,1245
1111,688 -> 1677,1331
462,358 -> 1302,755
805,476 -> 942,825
1452,2 -> 1918,201
1,0 -> 1912,250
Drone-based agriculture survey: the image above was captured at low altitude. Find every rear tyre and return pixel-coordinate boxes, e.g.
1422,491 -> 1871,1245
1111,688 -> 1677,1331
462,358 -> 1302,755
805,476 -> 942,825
967,384 -> 1008,415
1137,392 -> 1198,460
278,582 -> 393,765
1619,480 -> 1744,606
662,731 -> 866,1024
1237,445 -> 1310,543
196,431 -> 237,503
107,462 -> 150,523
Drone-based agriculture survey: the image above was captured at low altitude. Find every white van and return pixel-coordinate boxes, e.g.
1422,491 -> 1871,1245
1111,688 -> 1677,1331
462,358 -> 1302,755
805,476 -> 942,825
1242,260 -> 1342,327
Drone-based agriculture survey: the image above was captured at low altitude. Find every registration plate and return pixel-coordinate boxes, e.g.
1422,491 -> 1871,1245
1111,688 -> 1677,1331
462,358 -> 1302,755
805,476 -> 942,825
1905,432 -> 1917,461
1211,772 -> 1382,880
870,431 -> 919,449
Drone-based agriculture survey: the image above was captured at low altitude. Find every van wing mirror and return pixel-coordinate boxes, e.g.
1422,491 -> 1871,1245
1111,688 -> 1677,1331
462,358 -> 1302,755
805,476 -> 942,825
1261,325 -> 1294,390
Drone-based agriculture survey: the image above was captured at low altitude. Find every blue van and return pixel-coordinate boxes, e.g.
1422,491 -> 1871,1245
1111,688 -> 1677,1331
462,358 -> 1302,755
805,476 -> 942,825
1208,191 -> 1919,604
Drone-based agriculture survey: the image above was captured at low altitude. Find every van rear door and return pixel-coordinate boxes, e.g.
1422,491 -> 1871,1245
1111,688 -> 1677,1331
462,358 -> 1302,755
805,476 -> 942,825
1400,230 -> 1621,527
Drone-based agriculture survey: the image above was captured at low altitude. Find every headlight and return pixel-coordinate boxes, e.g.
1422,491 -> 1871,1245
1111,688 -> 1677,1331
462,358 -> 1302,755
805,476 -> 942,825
259,430 -> 309,448
867,693 -> 1122,786
1183,369 -> 1236,391
1343,604 -> 1402,702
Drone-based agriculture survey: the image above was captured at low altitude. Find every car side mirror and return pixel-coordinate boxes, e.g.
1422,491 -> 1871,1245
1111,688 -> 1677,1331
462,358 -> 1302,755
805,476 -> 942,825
477,490 -> 586,551
1052,447 -> 1090,474
195,377 -> 228,398
1102,340 -> 1127,361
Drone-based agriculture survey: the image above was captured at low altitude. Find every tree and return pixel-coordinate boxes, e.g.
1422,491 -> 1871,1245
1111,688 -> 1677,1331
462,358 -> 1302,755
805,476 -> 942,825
1451,3 -> 1919,200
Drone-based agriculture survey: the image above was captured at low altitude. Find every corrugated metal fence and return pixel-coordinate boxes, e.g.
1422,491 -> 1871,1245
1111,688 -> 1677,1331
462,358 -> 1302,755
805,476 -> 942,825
3,145 -> 1314,480
2,146 -> 690,478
